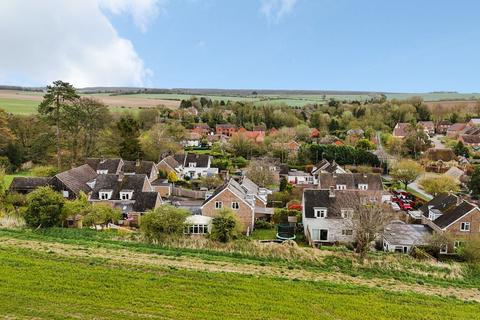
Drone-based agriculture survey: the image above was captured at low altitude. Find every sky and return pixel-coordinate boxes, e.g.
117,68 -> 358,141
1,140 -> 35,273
0,0 -> 479,92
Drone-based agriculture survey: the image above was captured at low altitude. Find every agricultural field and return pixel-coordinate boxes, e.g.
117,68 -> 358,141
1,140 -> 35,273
0,228 -> 478,319
0,90 -> 180,114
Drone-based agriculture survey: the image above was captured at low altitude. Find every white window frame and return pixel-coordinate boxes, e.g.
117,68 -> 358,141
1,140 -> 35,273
312,228 -> 329,241
215,201 -> 223,209
120,191 -> 133,200
460,222 -> 470,232
97,169 -> 108,175
336,184 -> 347,190
62,190 -> 69,198
189,162 -> 197,168
231,202 -> 240,210
341,229 -> 353,236
184,224 -> 209,235
341,209 -> 354,219
99,191 -> 112,200
440,244 -> 448,254
358,184 -> 368,190
314,207 -> 327,218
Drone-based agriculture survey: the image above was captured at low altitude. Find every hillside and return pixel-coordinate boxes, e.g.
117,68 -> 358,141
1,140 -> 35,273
0,228 -> 478,319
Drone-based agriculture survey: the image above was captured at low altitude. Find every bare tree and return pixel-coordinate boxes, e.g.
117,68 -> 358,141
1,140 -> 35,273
245,160 -> 277,187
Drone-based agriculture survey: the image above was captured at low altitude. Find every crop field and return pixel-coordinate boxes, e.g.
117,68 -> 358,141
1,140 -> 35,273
0,90 -> 180,114
0,229 -> 478,319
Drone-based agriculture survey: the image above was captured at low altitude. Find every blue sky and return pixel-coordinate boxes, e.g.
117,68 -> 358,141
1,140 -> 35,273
2,0 -> 480,92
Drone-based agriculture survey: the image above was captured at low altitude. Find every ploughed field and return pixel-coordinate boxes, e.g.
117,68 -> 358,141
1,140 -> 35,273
0,228 -> 478,319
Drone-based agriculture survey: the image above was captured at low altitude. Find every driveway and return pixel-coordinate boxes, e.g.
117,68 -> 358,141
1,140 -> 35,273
430,135 -> 446,149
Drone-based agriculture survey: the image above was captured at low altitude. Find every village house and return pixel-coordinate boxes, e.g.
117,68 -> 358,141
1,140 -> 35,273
382,221 -> 431,254
316,172 -> 384,192
392,123 -> 411,138
446,123 -> 468,138
302,188 -> 384,245
88,173 -> 162,226
311,160 -> 347,183
459,134 -> 480,149
192,123 -> 212,135
8,177 -> 51,194
419,193 -> 480,254
418,121 -> 435,136
182,131 -> 202,148
215,124 -> 237,137
286,169 -> 314,185
435,120 -> 451,134
201,178 -> 273,234
49,164 -> 98,199
85,158 -> 123,175
236,127 -> 265,143
157,153 -> 218,179
121,160 -> 158,182
468,118 -> 480,127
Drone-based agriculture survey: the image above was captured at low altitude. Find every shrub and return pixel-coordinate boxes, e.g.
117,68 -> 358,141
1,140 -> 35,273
458,236 -> 480,267
210,208 -> 242,243
31,165 -> 58,177
272,208 -> 302,224
254,219 -> 274,229
24,186 -> 65,228
83,204 -> 121,230
140,205 -> 190,242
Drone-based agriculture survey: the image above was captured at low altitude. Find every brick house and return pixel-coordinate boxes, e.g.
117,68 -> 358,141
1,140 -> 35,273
418,121 -> 435,136
201,178 -> 273,234
446,123 -> 468,138
215,124 -> 238,137
419,193 -> 480,254
459,135 -> 480,148
393,123 -> 412,138
436,120 -> 451,134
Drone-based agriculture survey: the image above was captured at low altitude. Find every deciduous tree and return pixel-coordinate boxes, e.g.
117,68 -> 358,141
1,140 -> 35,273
390,160 -> 424,188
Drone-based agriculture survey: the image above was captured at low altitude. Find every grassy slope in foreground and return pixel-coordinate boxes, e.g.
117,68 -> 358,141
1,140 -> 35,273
0,236 -> 478,319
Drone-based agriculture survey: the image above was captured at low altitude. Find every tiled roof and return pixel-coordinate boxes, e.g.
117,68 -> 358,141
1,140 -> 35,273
393,123 -> 411,137
54,164 -> 97,195
90,174 -> 150,200
133,192 -> 160,212
9,177 -> 51,191
419,193 -> 477,229
318,173 -> 383,190
85,158 -> 122,174
303,189 -> 367,219
122,160 -> 156,176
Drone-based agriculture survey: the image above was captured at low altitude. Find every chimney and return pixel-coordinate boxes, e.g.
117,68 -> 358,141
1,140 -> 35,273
329,186 -> 335,198
118,172 -> 124,182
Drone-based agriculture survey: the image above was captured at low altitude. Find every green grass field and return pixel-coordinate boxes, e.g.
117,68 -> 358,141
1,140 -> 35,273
0,229 -> 478,319
0,97 -> 39,114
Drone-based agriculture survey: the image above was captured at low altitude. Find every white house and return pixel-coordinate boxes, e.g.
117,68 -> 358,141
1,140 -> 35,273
158,153 -> 219,179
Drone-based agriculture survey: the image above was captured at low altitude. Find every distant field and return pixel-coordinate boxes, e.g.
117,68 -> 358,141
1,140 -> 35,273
0,90 -> 180,114
2,89 -> 480,114
0,229 -> 478,320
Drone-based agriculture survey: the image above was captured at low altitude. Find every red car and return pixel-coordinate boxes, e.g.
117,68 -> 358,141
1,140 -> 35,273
398,200 -> 413,210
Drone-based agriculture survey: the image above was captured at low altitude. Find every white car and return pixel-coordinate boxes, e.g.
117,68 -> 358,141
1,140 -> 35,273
390,202 -> 401,211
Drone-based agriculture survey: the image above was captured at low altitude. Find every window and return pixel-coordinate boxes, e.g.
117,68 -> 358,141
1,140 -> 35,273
341,209 -> 353,219
358,184 -> 368,190
188,162 -> 197,168
341,229 -> 353,236
184,224 -> 209,235
314,207 -> 327,218
336,184 -> 346,190
62,190 -> 69,198
215,201 -> 223,209
120,192 -> 133,200
100,191 -> 112,200
231,202 -> 240,210
440,244 -> 448,254
97,170 -> 108,175
460,222 -> 470,231
312,229 -> 328,241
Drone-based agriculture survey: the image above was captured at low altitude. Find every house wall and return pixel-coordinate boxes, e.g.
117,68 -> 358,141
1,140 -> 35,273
302,217 -> 354,244
445,208 -> 480,241
153,185 -> 171,197
157,161 -> 175,175
202,188 -> 254,233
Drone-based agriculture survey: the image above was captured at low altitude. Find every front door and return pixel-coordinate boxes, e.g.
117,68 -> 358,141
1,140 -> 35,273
320,229 -> 328,241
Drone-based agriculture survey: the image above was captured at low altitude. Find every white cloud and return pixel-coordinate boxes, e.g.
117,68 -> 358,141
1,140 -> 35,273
260,0 -> 297,23
99,0 -> 163,33
0,0 -> 162,87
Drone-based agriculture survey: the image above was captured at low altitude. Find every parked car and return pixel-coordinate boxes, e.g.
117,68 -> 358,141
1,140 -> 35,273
390,202 -> 401,211
398,200 -> 413,211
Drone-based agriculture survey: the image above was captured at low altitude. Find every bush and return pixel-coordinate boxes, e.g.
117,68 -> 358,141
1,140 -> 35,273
210,208 -> 242,243
83,204 -> 121,230
272,208 -> 302,224
458,236 -> 480,266
24,186 -> 65,228
31,165 -> 58,177
254,219 -> 274,229
140,205 -> 190,242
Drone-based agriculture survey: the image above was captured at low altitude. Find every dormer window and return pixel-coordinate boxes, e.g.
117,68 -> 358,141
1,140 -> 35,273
97,170 -> 108,175
120,190 -> 134,200
358,184 -> 368,190
189,162 -> 197,168
336,184 -> 346,190
99,190 -> 113,200
314,207 -> 327,218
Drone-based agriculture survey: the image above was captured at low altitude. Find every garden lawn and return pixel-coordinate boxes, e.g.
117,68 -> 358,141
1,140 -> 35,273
0,246 -> 477,320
